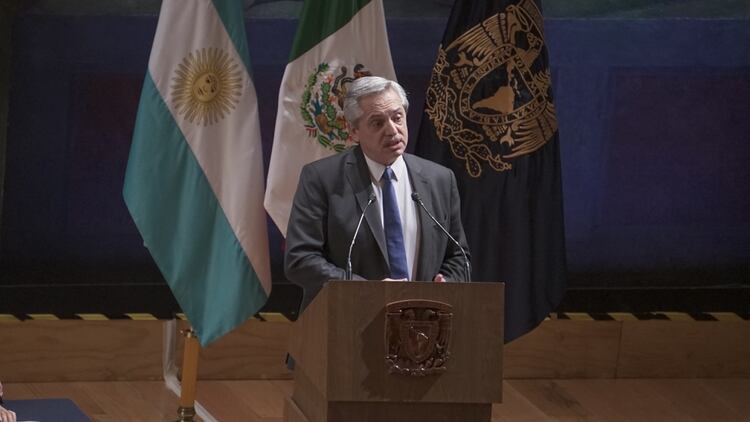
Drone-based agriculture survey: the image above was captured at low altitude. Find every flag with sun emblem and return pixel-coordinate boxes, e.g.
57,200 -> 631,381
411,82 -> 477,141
123,0 -> 271,347
264,0 -> 397,236
415,0 -> 567,343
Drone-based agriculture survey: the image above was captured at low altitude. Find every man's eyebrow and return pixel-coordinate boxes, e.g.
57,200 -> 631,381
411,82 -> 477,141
365,106 -> 402,122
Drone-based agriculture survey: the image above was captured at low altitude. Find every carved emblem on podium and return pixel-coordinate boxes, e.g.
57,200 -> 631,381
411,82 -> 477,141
385,300 -> 453,376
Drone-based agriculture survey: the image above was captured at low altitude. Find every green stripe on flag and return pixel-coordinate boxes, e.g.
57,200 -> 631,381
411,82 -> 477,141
211,0 -> 253,74
123,73 -> 267,346
289,0 -> 370,62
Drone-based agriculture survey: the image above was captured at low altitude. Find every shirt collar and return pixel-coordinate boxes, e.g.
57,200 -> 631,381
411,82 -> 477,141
363,153 -> 406,182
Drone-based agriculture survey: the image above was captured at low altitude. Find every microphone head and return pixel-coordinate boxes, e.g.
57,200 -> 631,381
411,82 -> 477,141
411,192 -> 421,201
368,192 -> 376,202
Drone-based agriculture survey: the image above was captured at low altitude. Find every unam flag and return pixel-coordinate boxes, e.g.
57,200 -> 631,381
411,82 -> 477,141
415,0 -> 567,342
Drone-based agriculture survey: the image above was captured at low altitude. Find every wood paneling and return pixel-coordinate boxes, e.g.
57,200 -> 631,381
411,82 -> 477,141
2,317 -> 748,383
697,379 -> 750,416
508,380 -> 595,420
312,281 -> 504,403
551,379 -> 690,421
284,397 -> 310,422
288,283 -> 329,396
639,379 -> 744,421
0,320 -> 163,382
617,321 -> 750,378
175,319 -> 292,380
327,401 -> 492,422
505,320 -> 621,379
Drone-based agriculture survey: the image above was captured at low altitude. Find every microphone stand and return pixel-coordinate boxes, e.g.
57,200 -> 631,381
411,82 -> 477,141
346,193 -> 376,280
412,192 -> 471,282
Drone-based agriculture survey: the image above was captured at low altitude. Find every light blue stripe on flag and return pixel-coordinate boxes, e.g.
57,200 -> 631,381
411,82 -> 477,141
212,0 -> 253,73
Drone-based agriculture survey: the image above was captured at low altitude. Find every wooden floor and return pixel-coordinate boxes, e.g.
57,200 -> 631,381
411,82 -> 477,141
5,378 -> 750,421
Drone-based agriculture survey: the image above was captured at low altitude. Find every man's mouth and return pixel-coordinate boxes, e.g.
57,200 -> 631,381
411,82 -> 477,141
384,139 -> 402,148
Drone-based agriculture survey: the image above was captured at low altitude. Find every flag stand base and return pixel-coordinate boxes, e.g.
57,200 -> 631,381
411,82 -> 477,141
177,405 -> 196,421
176,327 -> 200,422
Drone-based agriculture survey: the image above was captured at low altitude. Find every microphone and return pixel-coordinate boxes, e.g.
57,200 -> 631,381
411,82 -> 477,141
346,193 -> 377,280
411,192 -> 471,282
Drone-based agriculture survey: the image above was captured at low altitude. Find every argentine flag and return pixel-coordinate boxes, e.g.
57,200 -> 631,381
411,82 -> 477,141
123,0 -> 271,347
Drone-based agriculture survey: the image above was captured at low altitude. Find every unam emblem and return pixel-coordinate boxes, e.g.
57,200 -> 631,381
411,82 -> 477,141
425,0 -> 558,177
301,63 -> 371,152
385,300 -> 453,376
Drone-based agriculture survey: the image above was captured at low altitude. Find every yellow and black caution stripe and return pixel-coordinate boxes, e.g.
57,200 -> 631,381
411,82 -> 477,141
553,311 -> 750,321
0,312 -> 294,322
1,312 -> 746,322
0,314 -> 22,322
257,312 -> 291,322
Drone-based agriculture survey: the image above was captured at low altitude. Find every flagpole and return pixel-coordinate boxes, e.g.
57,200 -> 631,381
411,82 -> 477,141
177,327 -> 200,422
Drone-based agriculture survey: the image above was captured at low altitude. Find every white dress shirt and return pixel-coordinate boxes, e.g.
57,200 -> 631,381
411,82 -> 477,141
363,154 -> 420,280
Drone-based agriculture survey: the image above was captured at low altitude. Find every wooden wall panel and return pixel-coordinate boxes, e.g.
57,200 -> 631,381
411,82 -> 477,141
175,319 -> 292,380
617,321 -> 750,378
504,320 -> 621,379
0,320 -> 163,382
2,318 -> 748,382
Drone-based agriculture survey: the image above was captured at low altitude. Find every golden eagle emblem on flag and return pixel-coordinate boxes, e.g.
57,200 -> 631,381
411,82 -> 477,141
425,0 -> 557,177
300,63 -> 372,152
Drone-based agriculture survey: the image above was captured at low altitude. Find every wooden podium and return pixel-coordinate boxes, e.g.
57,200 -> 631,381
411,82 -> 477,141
285,280 -> 504,422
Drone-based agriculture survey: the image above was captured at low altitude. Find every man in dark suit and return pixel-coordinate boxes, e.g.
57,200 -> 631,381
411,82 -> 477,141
285,76 -> 470,312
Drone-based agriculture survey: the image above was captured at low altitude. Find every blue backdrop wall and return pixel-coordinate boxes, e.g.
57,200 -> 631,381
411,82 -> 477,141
1,14 -> 749,313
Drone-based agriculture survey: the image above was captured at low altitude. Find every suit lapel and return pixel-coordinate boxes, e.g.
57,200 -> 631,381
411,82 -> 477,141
404,155 -> 436,281
346,147 -> 388,267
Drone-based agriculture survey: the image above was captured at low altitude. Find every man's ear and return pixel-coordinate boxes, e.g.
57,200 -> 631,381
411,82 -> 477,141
349,124 -> 359,142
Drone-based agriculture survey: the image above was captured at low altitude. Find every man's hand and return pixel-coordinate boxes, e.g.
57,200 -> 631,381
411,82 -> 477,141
0,405 -> 16,422
0,381 -> 16,422
382,275 -> 446,282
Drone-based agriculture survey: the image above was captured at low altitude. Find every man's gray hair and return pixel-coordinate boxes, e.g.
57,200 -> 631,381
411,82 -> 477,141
343,76 -> 409,127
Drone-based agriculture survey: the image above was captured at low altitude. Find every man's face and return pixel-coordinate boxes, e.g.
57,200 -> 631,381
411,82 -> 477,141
351,89 -> 408,166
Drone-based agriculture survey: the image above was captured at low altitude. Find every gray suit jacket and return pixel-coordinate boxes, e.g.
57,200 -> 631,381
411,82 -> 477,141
284,146 -> 470,312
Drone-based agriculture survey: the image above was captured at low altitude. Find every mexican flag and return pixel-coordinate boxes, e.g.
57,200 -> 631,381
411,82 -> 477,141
264,0 -> 397,236
123,0 -> 271,347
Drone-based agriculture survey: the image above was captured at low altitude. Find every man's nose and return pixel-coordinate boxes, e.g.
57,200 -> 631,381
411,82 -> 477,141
384,118 -> 398,135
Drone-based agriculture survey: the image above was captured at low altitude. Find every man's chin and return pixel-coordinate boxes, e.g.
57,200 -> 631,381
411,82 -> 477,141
386,143 -> 405,155
388,150 -> 405,162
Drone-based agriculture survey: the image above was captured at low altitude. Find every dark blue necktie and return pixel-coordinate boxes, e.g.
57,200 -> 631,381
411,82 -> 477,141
382,167 -> 409,279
